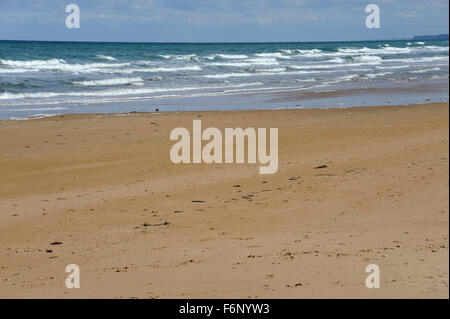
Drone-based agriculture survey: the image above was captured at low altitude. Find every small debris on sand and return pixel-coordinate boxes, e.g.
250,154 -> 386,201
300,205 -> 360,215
141,221 -> 170,227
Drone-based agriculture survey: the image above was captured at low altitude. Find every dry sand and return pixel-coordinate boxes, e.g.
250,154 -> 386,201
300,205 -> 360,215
0,103 -> 448,298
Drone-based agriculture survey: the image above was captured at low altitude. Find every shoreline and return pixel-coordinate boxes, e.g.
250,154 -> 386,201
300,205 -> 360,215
1,100 -> 449,122
0,102 -> 448,298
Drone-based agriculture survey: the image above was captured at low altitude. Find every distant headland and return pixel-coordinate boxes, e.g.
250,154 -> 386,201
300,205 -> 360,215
412,34 -> 449,40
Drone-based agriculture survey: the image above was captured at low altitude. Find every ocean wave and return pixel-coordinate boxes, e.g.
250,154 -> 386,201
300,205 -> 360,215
384,56 -> 449,63
328,57 -> 346,63
286,58 -> 381,70
0,68 -> 34,74
257,67 -> 287,72
338,46 -> 411,55
422,46 -> 449,52
408,67 -> 441,73
143,65 -> 202,72
146,76 -> 162,81
203,73 -> 259,79
281,45 -> 448,60
0,82 -> 263,100
0,58 -> 130,73
202,67 -> 286,78
207,54 -> 249,60
160,54 -> 200,62
254,52 -> 291,59
113,65 -> 203,74
71,77 -> 144,86
0,107 -> 69,112
353,55 -> 382,64
9,113 -> 60,120
375,65 -> 411,70
363,72 -> 393,78
208,58 -> 279,67
322,74 -> 359,84
0,58 -> 67,68
96,55 -> 117,61
282,49 -> 322,56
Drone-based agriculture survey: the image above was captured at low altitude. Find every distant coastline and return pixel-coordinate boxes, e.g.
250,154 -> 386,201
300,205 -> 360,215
413,34 -> 449,41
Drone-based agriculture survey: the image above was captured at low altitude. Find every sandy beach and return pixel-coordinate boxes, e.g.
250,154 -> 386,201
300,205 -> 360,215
0,102 -> 448,298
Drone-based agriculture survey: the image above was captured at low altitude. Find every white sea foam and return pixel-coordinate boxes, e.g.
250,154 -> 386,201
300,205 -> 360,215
202,67 -> 286,78
203,73 -> 257,79
287,57 -> 381,69
422,46 -> 449,52
202,68 -> 335,78
353,55 -> 382,64
0,68 -> 31,73
375,65 -> 411,70
285,49 -> 322,56
384,56 -> 449,63
328,57 -> 346,63
0,82 -> 263,100
0,107 -> 69,112
254,52 -> 291,59
118,65 -> 203,73
95,65 -> 202,74
71,77 -> 144,86
0,58 -> 67,68
295,78 -> 316,82
338,46 -> 411,55
208,58 -> 279,67
285,45 -> 447,60
322,74 -> 359,84
0,58 -> 130,73
214,54 -> 248,59
144,65 -> 202,72
257,68 -> 286,72
9,113 -> 60,120
159,54 -> 200,62
364,72 -> 393,78
408,67 -> 441,73
96,55 -> 117,61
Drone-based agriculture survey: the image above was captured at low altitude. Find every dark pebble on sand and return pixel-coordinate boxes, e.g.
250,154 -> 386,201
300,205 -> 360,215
141,221 -> 170,227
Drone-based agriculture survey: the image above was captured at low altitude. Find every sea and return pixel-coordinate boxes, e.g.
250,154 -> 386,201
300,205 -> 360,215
0,40 -> 448,120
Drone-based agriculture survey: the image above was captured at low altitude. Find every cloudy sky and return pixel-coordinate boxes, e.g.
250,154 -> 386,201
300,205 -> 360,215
0,0 -> 448,42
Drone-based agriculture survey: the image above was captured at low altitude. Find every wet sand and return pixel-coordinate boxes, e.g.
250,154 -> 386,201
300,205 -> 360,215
0,102 -> 448,298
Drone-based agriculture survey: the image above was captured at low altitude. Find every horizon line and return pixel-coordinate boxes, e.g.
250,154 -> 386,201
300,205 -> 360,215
1,33 -> 448,44
0,38 -> 428,44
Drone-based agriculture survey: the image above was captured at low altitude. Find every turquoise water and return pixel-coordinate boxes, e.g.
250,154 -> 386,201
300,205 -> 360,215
0,40 -> 448,119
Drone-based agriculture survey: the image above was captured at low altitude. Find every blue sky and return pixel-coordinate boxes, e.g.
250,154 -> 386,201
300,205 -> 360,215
0,0 -> 448,42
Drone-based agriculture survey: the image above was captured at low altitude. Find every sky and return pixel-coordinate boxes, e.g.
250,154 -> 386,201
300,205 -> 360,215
0,0 -> 448,42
